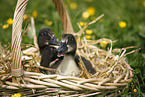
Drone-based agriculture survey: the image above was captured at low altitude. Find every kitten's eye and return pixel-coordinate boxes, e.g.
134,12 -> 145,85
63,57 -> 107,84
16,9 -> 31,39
42,32 -> 47,36
69,37 -> 74,41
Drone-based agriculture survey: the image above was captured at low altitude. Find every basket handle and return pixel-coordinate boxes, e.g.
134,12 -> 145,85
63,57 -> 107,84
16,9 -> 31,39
11,0 -> 29,82
52,0 -> 74,34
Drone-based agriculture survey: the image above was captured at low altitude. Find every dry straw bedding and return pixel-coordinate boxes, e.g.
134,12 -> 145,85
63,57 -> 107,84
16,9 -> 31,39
0,0 -> 138,96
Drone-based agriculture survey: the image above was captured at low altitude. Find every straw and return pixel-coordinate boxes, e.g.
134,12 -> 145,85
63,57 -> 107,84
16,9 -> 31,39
0,0 -> 135,96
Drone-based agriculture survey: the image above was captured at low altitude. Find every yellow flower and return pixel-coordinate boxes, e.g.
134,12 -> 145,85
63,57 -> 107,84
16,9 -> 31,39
7,18 -> 13,25
79,22 -> 84,26
85,35 -> 91,40
86,29 -> 93,35
79,22 -> 86,27
32,11 -> 37,18
16,93 -> 21,97
2,24 -> 9,29
45,19 -> 52,26
133,89 -> 137,93
86,0 -> 93,2
143,1 -> 145,7
24,14 -> 28,20
11,93 -> 21,97
70,2 -> 77,10
82,11 -> 90,19
87,7 -> 95,16
100,40 -> 108,48
76,38 -> 79,43
119,21 -> 126,28
128,79 -> 132,82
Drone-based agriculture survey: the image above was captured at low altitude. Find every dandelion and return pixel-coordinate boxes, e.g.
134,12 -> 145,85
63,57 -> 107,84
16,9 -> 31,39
7,18 -> 13,25
32,11 -> 37,18
86,29 -> 93,35
128,79 -> 132,82
133,89 -> 137,93
79,22 -> 84,26
86,0 -> 93,2
45,19 -> 52,26
2,24 -> 9,29
87,7 -> 95,16
70,2 -> 77,10
143,1 -> 145,7
82,11 -> 90,19
100,40 -> 108,48
79,22 -> 86,27
24,14 -> 28,20
119,21 -> 126,28
11,93 -> 21,97
85,35 -> 91,40
76,38 -> 79,43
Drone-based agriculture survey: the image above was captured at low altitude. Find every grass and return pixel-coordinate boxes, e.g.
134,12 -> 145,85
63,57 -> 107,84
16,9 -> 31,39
0,0 -> 145,96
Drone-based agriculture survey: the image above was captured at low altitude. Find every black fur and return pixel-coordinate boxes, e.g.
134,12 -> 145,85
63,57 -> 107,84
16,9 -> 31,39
37,28 -> 59,73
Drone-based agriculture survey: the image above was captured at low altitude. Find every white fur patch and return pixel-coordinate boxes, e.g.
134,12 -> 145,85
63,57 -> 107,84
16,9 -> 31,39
56,55 -> 79,76
52,35 -> 54,37
67,45 -> 73,52
61,40 -> 65,43
44,41 -> 49,45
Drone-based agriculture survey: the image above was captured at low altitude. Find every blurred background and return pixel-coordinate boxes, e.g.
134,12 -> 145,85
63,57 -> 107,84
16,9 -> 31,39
0,0 -> 145,96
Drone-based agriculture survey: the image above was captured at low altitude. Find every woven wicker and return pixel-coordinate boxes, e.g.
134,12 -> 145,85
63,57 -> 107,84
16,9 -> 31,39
0,0 -> 134,96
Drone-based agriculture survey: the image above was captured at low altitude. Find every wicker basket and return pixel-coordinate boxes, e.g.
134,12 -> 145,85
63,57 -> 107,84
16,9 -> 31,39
0,0 -> 134,96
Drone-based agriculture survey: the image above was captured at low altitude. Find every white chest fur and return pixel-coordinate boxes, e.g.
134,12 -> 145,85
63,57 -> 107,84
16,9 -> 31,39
56,55 -> 79,76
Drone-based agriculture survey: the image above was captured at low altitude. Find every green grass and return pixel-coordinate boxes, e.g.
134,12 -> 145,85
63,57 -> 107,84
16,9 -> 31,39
0,0 -> 145,96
